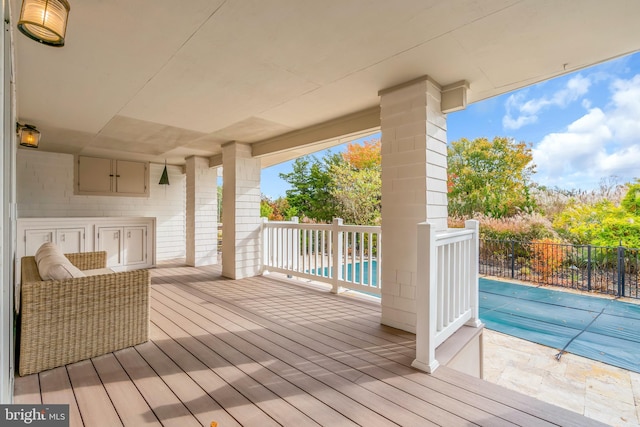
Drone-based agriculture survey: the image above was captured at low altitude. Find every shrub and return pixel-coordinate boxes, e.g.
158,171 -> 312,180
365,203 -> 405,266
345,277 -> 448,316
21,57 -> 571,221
530,238 -> 566,282
449,213 -> 557,241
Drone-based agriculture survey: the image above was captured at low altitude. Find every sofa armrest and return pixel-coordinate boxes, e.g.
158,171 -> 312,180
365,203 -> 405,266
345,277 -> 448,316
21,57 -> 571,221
64,251 -> 107,270
18,269 -> 150,376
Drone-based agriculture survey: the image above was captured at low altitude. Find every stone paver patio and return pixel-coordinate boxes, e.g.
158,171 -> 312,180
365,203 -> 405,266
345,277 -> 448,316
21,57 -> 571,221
484,329 -> 640,427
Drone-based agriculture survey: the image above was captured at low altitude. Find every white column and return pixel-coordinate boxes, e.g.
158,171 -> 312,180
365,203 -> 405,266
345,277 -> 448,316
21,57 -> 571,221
185,156 -> 218,267
221,142 -> 262,279
379,76 -> 449,333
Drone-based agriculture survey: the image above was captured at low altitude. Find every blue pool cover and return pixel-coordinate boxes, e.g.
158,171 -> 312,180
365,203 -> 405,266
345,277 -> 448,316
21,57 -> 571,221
480,278 -> 640,373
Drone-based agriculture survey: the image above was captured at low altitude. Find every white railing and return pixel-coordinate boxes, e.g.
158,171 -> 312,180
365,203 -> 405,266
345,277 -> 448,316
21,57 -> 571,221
412,220 -> 482,374
262,217 -> 382,295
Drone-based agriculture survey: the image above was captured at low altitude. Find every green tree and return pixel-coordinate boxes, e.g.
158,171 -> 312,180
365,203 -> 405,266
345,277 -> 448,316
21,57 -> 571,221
260,196 -> 274,219
330,161 -> 381,225
448,136 -> 536,218
260,195 -> 298,221
621,180 -> 640,215
279,153 -> 341,222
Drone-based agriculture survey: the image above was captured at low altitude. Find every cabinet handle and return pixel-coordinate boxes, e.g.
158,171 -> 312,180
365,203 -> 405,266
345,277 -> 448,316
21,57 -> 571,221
127,231 -> 131,238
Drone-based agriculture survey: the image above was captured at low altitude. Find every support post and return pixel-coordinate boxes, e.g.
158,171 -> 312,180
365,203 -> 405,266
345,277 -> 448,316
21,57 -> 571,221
291,216 -> 299,273
618,243 -> 625,297
412,222 -> 440,373
260,217 -> 269,274
331,218 -> 344,294
465,220 -> 482,328
587,245 -> 592,291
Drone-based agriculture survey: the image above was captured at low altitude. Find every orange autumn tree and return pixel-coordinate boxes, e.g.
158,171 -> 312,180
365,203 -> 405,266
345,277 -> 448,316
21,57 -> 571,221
342,138 -> 381,169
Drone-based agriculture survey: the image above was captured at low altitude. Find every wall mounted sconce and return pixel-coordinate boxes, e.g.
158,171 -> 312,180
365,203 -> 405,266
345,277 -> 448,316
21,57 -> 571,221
159,161 -> 170,185
18,0 -> 71,47
17,123 -> 41,148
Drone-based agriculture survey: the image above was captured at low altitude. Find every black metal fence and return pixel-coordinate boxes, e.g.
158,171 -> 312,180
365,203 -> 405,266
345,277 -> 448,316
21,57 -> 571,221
480,239 -> 640,299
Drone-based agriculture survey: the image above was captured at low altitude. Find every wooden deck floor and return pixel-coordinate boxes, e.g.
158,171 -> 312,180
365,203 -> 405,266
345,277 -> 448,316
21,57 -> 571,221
13,264 -> 606,426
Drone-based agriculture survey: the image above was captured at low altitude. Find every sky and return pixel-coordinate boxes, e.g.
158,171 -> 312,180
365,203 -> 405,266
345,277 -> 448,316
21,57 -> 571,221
260,52 -> 640,199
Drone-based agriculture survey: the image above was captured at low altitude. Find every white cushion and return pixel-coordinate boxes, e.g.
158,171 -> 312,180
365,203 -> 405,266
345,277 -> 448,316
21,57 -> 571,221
35,243 -> 86,280
34,242 -> 58,264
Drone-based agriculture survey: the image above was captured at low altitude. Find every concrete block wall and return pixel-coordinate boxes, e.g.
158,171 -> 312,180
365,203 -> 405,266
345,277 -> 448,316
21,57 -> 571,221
379,77 -> 448,333
221,142 -> 261,279
17,150 -> 186,261
186,156 -> 218,266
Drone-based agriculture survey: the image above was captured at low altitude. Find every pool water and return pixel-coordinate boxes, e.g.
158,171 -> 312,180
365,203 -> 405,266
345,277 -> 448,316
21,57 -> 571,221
311,260 -> 379,287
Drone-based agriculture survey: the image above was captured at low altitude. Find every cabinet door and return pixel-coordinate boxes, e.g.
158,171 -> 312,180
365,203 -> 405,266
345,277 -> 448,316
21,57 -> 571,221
77,156 -> 112,193
56,228 -> 85,254
25,230 -> 54,256
123,226 -> 147,266
116,160 -> 147,195
97,227 -> 123,267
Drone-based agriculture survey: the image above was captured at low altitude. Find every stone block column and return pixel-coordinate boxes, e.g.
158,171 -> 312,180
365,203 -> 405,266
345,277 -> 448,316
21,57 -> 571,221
379,76 -> 449,333
221,142 -> 262,279
186,156 -> 218,267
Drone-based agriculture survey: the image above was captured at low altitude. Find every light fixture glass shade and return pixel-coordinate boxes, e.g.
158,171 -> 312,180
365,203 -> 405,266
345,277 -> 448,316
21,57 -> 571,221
18,0 -> 70,47
18,124 -> 41,148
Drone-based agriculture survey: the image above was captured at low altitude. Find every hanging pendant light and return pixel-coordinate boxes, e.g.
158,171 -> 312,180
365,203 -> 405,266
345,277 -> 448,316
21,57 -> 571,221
159,161 -> 170,185
18,0 -> 71,47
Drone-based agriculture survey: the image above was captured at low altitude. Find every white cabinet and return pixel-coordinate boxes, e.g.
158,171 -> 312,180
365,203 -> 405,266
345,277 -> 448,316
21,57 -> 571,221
96,225 -> 148,268
24,227 -> 85,256
16,217 -> 156,282
75,156 -> 149,197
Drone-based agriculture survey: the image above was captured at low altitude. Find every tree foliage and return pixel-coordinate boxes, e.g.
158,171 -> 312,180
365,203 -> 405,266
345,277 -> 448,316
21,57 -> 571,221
279,153 -> 341,222
329,160 -> 381,225
260,196 -> 298,221
342,138 -> 381,169
277,140 -> 381,224
448,137 -> 536,218
621,180 -> 640,215
553,182 -> 640,248
329,139 -> 381,225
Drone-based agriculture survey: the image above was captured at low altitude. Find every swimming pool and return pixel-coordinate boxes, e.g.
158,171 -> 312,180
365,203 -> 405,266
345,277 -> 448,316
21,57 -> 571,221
311,260 -> 379,287
480,278 -> 640,373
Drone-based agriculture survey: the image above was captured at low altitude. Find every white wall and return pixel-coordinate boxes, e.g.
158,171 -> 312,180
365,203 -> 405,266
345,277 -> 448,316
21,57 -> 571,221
17,150 -> 186,261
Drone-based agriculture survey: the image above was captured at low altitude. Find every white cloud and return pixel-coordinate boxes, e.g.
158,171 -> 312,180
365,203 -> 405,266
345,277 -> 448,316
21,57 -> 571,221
532,75 -> 640,189
503,74 -> 591,130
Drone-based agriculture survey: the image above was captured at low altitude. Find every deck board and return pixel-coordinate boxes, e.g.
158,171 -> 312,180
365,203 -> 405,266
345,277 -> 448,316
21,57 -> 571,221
13,263 -> 607,427
66,360 -> 123,427
38,366 -> 83,427
12,372 -> 40,404
91,353 -> 163,427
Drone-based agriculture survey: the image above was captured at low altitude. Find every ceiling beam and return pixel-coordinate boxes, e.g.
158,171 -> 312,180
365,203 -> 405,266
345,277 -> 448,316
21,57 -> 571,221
251,107 -> 380,159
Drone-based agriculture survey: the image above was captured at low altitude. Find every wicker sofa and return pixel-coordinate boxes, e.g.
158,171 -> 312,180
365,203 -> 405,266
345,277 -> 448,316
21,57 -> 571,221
18,250 -> 150,376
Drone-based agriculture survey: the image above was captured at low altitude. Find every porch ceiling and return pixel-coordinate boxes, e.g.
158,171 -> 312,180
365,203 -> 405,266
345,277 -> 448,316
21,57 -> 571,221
11,0 -> 640,167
